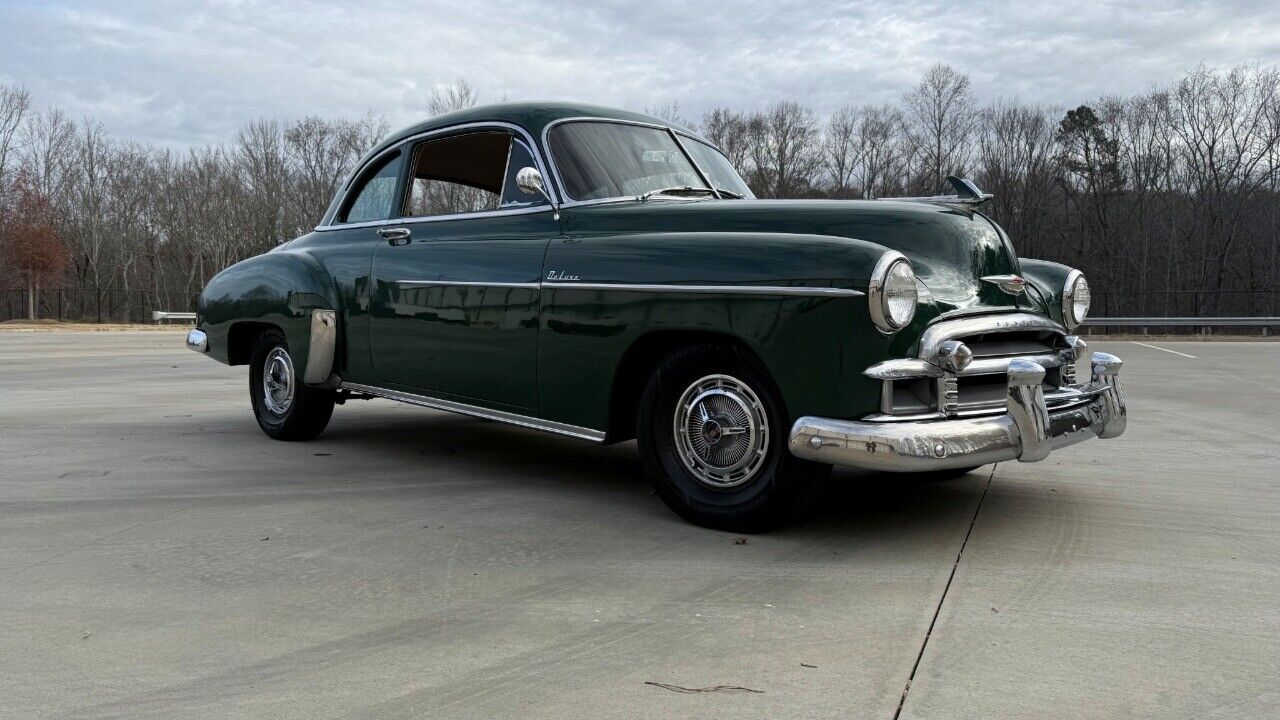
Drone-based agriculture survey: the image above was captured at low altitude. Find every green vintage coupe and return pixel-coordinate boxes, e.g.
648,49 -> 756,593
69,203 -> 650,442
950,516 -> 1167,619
187,102 -> 1126,530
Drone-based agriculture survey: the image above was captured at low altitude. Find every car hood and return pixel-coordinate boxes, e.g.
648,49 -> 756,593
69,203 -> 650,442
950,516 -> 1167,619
560,198 -> 1026,315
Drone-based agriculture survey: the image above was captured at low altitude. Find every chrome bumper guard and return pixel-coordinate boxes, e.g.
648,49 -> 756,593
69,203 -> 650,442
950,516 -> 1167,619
186,328 -> 208,353
789,352 -> 1126,472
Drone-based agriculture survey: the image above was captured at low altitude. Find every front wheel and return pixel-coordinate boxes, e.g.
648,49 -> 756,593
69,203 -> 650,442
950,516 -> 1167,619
637,345 -> 829,532
248,329 -> 335,441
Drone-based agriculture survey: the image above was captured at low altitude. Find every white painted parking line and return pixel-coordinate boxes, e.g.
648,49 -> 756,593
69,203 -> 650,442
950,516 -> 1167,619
1131,341 -> 1198,359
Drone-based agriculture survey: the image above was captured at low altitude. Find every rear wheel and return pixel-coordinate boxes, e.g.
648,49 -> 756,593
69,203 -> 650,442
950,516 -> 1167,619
249,329 -> 334,441
637,344 -> 829,532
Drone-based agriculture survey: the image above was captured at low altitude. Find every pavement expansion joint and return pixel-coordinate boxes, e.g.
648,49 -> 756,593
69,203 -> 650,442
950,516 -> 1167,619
892,464 -> 996,720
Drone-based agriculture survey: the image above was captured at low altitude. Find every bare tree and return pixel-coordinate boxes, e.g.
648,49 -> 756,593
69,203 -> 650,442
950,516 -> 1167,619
701,107 -> 752,174
746,101 -> 822,198
975,100 -> 1058,256
428,77 -> 480,116
852,104 -> 906,199
902,63 -> 977,193
3,66 -> 1280,324
823,106 -> 862,198
1162,65 -> 1280,309
644,101 -> 692,129
0,83 -> 33,195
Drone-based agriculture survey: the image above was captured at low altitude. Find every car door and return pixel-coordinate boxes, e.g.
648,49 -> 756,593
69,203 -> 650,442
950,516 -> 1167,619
368,128 -> 556,410
311,147 -> 406,384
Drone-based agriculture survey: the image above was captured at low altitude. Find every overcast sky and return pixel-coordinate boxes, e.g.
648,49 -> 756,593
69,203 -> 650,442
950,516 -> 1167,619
2,0 -> 1278,147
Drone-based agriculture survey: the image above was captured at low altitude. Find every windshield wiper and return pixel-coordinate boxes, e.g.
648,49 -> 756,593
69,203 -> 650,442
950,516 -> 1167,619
636,186 -> 744,201
637,186 -> 718,202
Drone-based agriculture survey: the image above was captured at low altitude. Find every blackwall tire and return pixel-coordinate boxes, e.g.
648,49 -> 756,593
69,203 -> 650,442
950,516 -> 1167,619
636,344 -> 829,532
248,329 -> 335,441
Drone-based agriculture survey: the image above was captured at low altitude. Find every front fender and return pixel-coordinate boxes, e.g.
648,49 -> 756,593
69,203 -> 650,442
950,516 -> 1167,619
539,231 -> 895,430
1019,258 -> 1074,327
196,249 -> 340,380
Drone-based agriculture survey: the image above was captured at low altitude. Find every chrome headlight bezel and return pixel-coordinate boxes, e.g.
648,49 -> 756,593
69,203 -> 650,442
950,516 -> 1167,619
1062,269 -> 1090,330
868,251 -> 918,334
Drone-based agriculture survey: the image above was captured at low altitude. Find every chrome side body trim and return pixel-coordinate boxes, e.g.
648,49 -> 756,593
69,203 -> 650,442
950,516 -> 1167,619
341,382 -> 607,442
396,280 -> 542,290
542,282 -> 863,298
789,350 -> 1126,472
388,280 -> 861,297
186,328 -> 208,353
303,309 -> 337,385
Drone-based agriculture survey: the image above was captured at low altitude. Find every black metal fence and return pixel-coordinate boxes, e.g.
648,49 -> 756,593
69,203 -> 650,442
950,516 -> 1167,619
0,289 -> 199,324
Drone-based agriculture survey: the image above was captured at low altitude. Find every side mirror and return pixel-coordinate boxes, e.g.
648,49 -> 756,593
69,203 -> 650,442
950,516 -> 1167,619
516,167 -> 559,219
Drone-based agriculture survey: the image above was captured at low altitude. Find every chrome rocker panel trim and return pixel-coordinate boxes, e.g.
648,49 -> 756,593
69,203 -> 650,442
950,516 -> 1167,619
341,382 -> 607,443
789,352 -> 1126,472
186,328 -> 208,353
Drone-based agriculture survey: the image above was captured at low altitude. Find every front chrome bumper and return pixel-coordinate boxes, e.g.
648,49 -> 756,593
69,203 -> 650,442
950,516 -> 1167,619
789,352 -> 1126,472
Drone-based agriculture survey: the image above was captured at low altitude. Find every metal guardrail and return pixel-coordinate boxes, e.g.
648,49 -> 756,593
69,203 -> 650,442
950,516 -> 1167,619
1085,317 -> 1280,326
152,311 -> 196,323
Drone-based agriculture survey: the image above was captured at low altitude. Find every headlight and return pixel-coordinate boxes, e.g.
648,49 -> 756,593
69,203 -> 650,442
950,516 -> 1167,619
1063,270 -> 1090,329
869,251 -> 918,333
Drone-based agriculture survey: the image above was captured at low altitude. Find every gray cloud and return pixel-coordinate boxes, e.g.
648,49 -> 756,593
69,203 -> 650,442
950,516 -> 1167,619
2,0 -> 1278,146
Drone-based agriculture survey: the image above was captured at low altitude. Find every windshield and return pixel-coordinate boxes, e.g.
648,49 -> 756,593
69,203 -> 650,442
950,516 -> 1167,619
684,139 -> 753,198
548,121 -> 752,201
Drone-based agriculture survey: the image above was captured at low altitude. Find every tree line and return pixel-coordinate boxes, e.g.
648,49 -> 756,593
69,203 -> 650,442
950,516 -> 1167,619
1,64 -> 1278,321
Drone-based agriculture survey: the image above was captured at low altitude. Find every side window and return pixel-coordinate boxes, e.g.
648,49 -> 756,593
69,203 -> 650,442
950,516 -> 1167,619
499,140 -> 549,209
404,131 -> 511,218
341,151 -> 403,224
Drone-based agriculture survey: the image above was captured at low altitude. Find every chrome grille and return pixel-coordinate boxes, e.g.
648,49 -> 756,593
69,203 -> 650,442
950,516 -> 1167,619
871,312 -> 1081,419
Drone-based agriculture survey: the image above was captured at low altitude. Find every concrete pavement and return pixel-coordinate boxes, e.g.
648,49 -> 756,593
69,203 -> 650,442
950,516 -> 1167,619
0,332 -> 1275,718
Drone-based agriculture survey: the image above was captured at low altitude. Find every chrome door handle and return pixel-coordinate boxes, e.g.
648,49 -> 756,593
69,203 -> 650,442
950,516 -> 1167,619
378,227 -> 412,246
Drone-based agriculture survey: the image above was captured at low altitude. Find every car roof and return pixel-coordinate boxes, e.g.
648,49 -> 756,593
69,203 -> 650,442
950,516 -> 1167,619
370,101 -> 710,156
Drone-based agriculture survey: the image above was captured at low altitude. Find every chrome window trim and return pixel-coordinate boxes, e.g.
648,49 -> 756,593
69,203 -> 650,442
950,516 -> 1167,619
541,282 -> 863,298
341,382 -> 605,442
317,121 -> 559,231
396,205 -> 557,227
540,116 -> 738,209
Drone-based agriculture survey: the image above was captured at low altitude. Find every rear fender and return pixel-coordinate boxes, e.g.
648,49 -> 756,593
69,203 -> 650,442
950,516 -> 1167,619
196,250 -> 340,384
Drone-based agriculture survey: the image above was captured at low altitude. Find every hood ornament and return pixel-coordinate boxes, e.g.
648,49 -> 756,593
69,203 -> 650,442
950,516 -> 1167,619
981,274 -> 1027,296
875,176 -> 993,207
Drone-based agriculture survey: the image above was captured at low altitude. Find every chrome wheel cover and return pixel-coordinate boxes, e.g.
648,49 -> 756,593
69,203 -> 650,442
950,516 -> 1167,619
673,374 -> 769,490
262,347 -> 295,416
